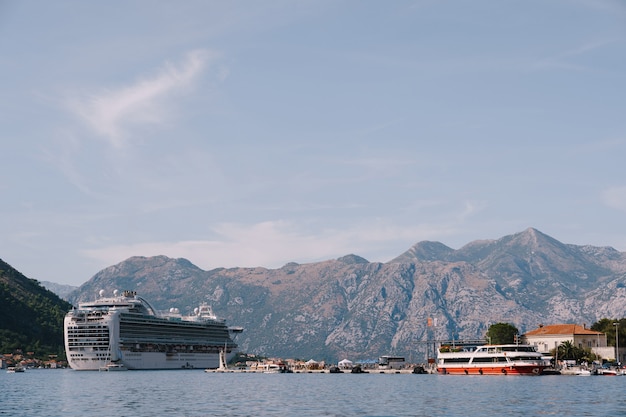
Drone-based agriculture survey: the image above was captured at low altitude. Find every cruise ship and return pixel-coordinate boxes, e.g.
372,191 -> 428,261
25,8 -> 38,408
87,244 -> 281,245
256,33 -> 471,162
64,290 -> 242,370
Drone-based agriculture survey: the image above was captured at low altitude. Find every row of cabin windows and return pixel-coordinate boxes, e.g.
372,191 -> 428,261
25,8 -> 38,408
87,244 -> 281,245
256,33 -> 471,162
443,357 -> 508,364
443,356 -> 539,364
538,340 -> 599,351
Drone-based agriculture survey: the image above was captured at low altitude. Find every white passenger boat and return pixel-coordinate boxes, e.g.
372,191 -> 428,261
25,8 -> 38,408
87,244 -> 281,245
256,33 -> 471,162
437,344 -> 546,375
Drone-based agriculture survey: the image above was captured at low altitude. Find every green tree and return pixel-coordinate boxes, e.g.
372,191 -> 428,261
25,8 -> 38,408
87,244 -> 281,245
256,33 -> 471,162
485,322 -> 519,344
558,340 -> 576,360
552,340 -> 592,363
591,318 -> 626,348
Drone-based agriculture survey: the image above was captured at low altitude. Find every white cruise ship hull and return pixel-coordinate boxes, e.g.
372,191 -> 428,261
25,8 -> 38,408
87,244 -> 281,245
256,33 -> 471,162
69,350 -> 236,371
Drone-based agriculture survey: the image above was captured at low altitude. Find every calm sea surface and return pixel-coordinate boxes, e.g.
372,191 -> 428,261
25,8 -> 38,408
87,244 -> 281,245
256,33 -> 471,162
2,369 -> 626,417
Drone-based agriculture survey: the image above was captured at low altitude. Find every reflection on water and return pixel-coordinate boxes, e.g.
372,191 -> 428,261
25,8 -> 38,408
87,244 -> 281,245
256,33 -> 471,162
2,369 -> 626,417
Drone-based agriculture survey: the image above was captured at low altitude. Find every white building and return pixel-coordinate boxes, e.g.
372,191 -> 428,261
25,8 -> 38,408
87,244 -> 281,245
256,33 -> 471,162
522,324 -> 615,361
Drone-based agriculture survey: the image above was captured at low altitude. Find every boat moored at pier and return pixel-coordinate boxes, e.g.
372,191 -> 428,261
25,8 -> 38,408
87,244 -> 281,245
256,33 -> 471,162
64,290 -> 242,371
437,343 -> 546,375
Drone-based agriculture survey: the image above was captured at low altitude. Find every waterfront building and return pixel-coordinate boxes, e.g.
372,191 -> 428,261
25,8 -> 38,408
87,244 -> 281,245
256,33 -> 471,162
522,324 -> 615,361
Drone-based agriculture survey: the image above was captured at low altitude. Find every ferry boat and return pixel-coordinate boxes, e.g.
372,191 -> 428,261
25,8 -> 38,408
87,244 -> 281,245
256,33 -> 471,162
437,344 -> 546,375
64,290 -> 242,371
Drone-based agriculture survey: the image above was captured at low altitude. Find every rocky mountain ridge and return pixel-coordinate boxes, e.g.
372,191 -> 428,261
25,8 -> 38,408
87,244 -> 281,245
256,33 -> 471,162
66,228 -> 626,362
41,281 -> 77,300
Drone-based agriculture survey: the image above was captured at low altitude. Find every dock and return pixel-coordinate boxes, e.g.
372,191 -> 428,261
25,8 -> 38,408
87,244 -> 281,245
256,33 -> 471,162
204,367 -> 435,374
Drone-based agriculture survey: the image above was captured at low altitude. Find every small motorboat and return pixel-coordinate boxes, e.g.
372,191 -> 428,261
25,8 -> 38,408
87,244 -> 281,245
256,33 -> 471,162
7,366 -> 25,373
99,362 -> 127,371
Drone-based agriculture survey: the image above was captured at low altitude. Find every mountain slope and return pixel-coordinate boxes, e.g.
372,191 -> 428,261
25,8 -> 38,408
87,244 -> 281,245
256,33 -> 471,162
0,259 -> 72,356
394,227 -> 626,320
389,241 -> 454,263
41,281 -> 77,300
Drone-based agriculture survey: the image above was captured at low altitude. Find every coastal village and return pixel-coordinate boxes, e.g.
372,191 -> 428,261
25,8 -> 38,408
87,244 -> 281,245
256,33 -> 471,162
6,321 -> 621,375
1,351 -> 67,370
224,322 -> 624,375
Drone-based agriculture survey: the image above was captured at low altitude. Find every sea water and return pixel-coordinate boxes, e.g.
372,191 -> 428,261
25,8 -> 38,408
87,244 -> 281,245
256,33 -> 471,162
2,369 -> 625,417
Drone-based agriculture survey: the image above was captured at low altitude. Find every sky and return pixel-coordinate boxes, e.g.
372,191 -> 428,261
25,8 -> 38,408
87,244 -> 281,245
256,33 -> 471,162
1,0 -> 626,286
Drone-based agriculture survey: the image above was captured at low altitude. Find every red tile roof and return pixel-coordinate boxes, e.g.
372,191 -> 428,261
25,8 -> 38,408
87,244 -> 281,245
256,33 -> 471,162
524,324 -> 603,336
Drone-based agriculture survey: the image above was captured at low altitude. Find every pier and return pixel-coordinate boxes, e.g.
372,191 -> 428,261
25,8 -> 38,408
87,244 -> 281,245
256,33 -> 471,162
205,366 -> 436,374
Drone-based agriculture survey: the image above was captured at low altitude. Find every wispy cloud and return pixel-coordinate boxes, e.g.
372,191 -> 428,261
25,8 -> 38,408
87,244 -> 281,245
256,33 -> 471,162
40,131 -> 101,198
602,186 -> 626,212
69,49 -> 212,148
81,220 -> 350,270
457,200 -> 488,222
80,216 -> 472,272
530,39 -> 618,72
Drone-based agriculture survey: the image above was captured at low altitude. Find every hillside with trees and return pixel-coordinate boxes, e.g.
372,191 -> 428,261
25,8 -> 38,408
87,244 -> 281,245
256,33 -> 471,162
0,258 -> 72,358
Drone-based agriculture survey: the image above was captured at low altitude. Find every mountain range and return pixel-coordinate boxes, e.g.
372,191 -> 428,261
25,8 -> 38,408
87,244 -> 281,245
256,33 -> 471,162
63,227 -> 626,362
